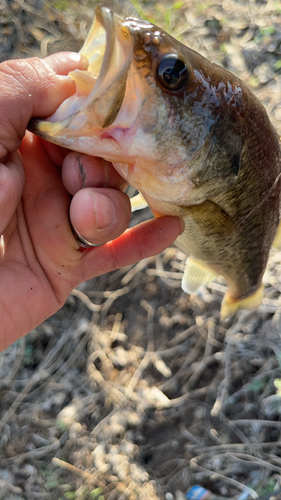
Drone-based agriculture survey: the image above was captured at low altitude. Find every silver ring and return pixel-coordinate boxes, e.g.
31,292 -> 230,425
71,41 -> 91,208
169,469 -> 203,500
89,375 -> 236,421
72,226 -> 103,248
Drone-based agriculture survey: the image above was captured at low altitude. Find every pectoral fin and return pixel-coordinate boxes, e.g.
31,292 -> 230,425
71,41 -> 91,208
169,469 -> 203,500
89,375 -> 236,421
181,257 -> 217,294
130,193 -> 148,212
183,200 -> 235,235
220,284 -> 264,320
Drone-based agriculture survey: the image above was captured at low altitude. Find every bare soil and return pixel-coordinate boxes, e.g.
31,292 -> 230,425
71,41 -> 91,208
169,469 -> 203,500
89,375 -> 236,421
1,1 -> 281,499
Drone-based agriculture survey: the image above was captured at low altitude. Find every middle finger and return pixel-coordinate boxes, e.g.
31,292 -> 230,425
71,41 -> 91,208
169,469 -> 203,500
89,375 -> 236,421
62,152 -> 128,195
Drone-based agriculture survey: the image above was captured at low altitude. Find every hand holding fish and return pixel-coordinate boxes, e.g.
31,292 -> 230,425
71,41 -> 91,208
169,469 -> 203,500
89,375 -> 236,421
0,53 -> 183,351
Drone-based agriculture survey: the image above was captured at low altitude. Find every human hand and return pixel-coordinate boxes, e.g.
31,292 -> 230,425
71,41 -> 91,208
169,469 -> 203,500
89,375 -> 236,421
0,53 -> 183,350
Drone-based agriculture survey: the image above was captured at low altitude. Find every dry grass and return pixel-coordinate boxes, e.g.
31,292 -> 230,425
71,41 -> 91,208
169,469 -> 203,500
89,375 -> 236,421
2,1 -> 281,499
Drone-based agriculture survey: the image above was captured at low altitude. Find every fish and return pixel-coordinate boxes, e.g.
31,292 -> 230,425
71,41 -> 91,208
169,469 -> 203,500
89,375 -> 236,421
29,3 -> 281,319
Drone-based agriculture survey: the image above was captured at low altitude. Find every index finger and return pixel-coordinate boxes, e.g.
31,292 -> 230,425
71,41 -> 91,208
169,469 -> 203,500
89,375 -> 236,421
80,216 -> 184,278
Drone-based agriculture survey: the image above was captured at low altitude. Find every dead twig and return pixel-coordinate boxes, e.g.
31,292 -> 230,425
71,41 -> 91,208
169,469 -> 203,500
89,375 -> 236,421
6,439 -> 60,466
52,457 -> 106,486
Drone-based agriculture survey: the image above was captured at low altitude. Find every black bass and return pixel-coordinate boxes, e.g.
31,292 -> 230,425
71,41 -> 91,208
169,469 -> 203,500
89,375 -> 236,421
29,5 -> 281,319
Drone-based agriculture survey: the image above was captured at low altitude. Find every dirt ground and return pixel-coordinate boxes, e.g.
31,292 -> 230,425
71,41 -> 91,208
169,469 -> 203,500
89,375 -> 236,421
2,1 -> 281,499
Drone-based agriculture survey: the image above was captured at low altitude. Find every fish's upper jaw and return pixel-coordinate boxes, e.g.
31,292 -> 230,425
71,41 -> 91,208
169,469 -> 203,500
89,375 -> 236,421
78,6 -> 133,108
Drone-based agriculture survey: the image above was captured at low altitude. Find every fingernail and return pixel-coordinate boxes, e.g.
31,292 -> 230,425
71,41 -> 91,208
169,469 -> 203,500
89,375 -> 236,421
92,193 -> 116,230
80,54 -> 89,69
178,217 -> 185,234
68,53 -> 89,69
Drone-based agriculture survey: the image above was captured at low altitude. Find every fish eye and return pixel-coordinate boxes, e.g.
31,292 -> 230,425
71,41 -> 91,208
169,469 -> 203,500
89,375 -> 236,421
157,54 -> 188,92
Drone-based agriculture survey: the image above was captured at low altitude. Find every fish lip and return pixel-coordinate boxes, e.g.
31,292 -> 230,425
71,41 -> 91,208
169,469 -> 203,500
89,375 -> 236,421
89,5 -> 116,86
79,6 -> 133,128
76,5 -> 121,107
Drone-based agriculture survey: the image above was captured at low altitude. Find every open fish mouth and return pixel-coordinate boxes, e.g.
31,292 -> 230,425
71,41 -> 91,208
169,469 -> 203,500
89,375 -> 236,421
29,5 -> 167,191
30,5 -> 136,137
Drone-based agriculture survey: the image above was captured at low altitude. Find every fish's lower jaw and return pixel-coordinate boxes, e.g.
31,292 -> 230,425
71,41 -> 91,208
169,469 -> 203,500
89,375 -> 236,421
220,284 -> 264,320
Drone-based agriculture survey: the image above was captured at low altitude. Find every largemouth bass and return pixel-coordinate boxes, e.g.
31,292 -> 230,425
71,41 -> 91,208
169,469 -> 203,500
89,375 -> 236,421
29,4 -> 281,319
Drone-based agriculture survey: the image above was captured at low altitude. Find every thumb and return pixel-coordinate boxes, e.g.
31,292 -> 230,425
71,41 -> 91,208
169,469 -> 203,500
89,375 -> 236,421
0,52 -> 87,159
0,53 -> 87,233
